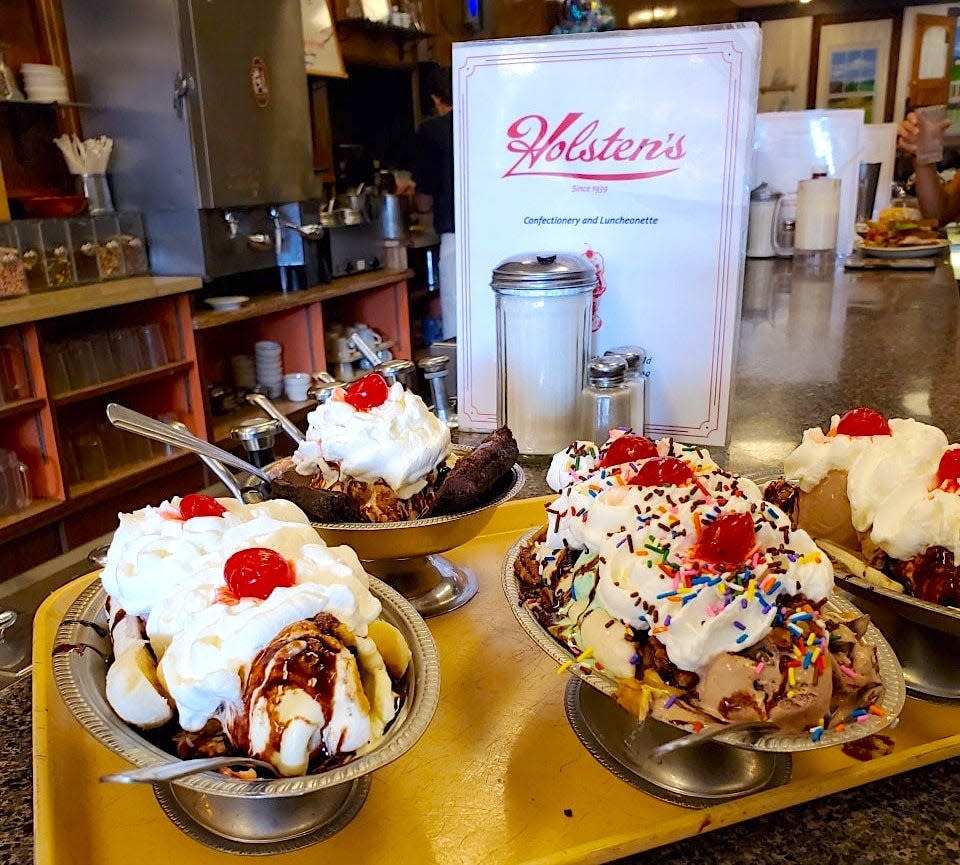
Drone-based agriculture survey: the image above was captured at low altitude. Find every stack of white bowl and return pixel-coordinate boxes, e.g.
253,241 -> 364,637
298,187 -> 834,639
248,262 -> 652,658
254,341 -> 283,399
21,63 -> 69,103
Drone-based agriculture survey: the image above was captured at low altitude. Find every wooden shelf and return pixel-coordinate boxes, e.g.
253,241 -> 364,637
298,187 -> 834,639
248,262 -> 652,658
50,361 -> 194,407
0,497 -> 63,534
211,398 -> 314,446
66,452 -> 188,499
0,396 -> 45,422
193,269 -> 413,331
0,276 -> 202,328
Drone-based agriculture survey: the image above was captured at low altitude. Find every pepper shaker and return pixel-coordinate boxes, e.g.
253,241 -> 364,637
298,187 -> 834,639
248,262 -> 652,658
230,418 -> 281,469
418,354 -> 457,428
577,355 -> 631,444
605,345 -> 646,435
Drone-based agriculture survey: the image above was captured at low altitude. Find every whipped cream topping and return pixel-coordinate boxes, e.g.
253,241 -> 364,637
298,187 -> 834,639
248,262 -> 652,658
101,497 -> 317,619
537,441 -> 832,677
870,473 -> 960,561
784,416 -> 947,516
293,381 -> 450,498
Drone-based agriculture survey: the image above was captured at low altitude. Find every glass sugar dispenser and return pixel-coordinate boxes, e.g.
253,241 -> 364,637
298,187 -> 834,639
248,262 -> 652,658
491,252 -> 595,455
577,354 -> 631,444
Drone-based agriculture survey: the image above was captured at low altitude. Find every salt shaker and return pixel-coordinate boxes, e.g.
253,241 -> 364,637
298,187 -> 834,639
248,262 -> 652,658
577,355 -> 631,444
418,354 -> 457,428
605,345 -> 646,435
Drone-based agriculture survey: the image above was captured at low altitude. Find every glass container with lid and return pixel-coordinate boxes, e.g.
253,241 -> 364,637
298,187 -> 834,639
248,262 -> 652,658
577,354 -> 631,444
491,251 -> 595,454
0,224 -> 28,299
605,345 -> 646,435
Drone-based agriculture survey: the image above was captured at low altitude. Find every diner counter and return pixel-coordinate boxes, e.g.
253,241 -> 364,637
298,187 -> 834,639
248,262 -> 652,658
3,254 -> 960,863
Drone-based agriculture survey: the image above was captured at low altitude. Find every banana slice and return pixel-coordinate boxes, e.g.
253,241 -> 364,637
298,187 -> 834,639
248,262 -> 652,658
816,538 -> 906,594
105,612 -> 174,729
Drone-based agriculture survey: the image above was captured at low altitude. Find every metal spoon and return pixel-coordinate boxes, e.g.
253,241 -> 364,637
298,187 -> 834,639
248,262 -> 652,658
169,420 -> 244,500
106,403 -> 271,483
645,720 -> 778,763
245,392 -> 306,444
101,756 -> 278,784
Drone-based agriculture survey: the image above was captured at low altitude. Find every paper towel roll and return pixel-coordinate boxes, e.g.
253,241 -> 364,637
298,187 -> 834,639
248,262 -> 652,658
795,177 -> 841,252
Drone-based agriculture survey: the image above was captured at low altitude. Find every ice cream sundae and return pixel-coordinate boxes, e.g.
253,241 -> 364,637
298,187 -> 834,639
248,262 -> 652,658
515,432 -> 885,735
99,494 -> 412,776
768,408 -> 960,607
266,372 -> 519,523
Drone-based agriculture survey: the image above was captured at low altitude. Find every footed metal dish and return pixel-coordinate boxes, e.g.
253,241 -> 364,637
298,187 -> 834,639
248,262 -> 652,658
52,576 -> 440,850
253,450 -> 525,617
502,529 -> 904,753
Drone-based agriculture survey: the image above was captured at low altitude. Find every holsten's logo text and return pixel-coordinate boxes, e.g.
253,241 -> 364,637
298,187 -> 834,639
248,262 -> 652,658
503,112 -> 685,181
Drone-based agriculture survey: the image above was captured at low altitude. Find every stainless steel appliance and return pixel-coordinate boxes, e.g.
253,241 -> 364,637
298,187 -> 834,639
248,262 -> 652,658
326,222 -> 384,278
60,0 -> 323,279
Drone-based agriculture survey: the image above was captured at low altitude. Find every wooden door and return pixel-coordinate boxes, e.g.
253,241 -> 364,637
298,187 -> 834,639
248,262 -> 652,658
909,14 -> 956,108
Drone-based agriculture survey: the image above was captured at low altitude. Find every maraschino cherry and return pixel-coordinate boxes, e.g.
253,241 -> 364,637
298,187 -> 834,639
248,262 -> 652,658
936,448 -> 960,492
224,548 -> 294,600
835,407 -> 891,437
344,372 -> 389,411
598,434 -> 658,467
629,456 -> 694,487
180,493 -> 226,519
691,512 -> 757,568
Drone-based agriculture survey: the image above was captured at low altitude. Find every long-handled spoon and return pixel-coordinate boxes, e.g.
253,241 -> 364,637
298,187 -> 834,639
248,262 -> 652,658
644,720 -> 778,763
169,420 -> 244,500
245,392 -> 306,444
105,403 -> 271,483
101,755 -> 278,784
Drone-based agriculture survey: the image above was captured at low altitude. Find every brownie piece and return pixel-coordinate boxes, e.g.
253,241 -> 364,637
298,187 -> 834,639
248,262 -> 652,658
263,473 -> 364,523
426,426 -> 519,516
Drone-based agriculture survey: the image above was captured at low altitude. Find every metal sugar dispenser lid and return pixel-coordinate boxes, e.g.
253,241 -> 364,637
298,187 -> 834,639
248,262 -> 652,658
605,345 -> 646,377
490,252 -> 597,294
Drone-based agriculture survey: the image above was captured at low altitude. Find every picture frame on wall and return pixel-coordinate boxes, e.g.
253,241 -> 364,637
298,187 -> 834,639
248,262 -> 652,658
301,0 -> 347,78
815,19 -> 893,123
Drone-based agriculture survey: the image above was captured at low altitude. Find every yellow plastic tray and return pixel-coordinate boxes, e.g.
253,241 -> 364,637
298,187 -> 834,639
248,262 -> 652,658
32,497 -> 960,865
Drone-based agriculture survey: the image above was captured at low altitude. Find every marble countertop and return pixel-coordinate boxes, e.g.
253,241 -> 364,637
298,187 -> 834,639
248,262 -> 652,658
4,255 -> 960,863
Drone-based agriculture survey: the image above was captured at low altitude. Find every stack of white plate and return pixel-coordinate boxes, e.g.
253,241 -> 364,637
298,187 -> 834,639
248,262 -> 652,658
22,63 -> 69,103
254,341 -> 283,399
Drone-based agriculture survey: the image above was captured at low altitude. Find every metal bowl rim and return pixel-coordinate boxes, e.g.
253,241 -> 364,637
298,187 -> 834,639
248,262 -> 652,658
502,528 -> 906,753
52,575 -> 440,797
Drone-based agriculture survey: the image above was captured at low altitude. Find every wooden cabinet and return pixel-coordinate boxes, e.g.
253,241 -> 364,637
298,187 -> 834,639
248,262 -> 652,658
193,268 -> 412,446
0,275 -> 204,575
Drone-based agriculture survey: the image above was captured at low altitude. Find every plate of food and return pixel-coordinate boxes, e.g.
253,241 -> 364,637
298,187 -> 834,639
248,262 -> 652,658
503,433 -> 905,755
763,407 -> 960,698
859,215 -> 948,257
52,494 -> 440,851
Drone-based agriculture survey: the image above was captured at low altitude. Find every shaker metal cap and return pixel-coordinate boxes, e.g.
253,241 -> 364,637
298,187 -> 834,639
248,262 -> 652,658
605,345 -> 646,368
490,252 -> 596,292
588,353 -> 626,385
750,182 -> 779,202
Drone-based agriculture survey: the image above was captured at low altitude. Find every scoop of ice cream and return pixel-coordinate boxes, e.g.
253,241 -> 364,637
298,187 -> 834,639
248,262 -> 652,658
158,558 -> 381,732
293,380 -> 450,498
229,613 -> 374,776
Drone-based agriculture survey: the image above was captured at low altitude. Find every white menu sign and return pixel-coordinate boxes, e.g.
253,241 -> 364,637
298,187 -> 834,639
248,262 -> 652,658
453,24 -> 761,445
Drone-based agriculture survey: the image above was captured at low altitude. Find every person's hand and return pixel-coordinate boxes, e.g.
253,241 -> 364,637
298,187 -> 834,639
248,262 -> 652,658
897,111 -> 921,155
898,110 -> 951,157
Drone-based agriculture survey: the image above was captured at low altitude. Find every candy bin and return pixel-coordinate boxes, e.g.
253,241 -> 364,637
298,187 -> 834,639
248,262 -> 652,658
0,224 -> 28,299
39,219 -> 76,290
92,215 -> 125,280
117,212 -> 149,275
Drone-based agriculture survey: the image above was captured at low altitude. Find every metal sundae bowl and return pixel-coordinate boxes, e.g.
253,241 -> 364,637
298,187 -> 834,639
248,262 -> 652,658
253,448 -> 525,617
501,529 -> 906,807
52,576 -> 440,852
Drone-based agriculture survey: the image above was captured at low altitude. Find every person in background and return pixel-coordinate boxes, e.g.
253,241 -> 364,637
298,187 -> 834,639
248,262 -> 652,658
896,110 -> 958,225
412,63 -> 456,341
